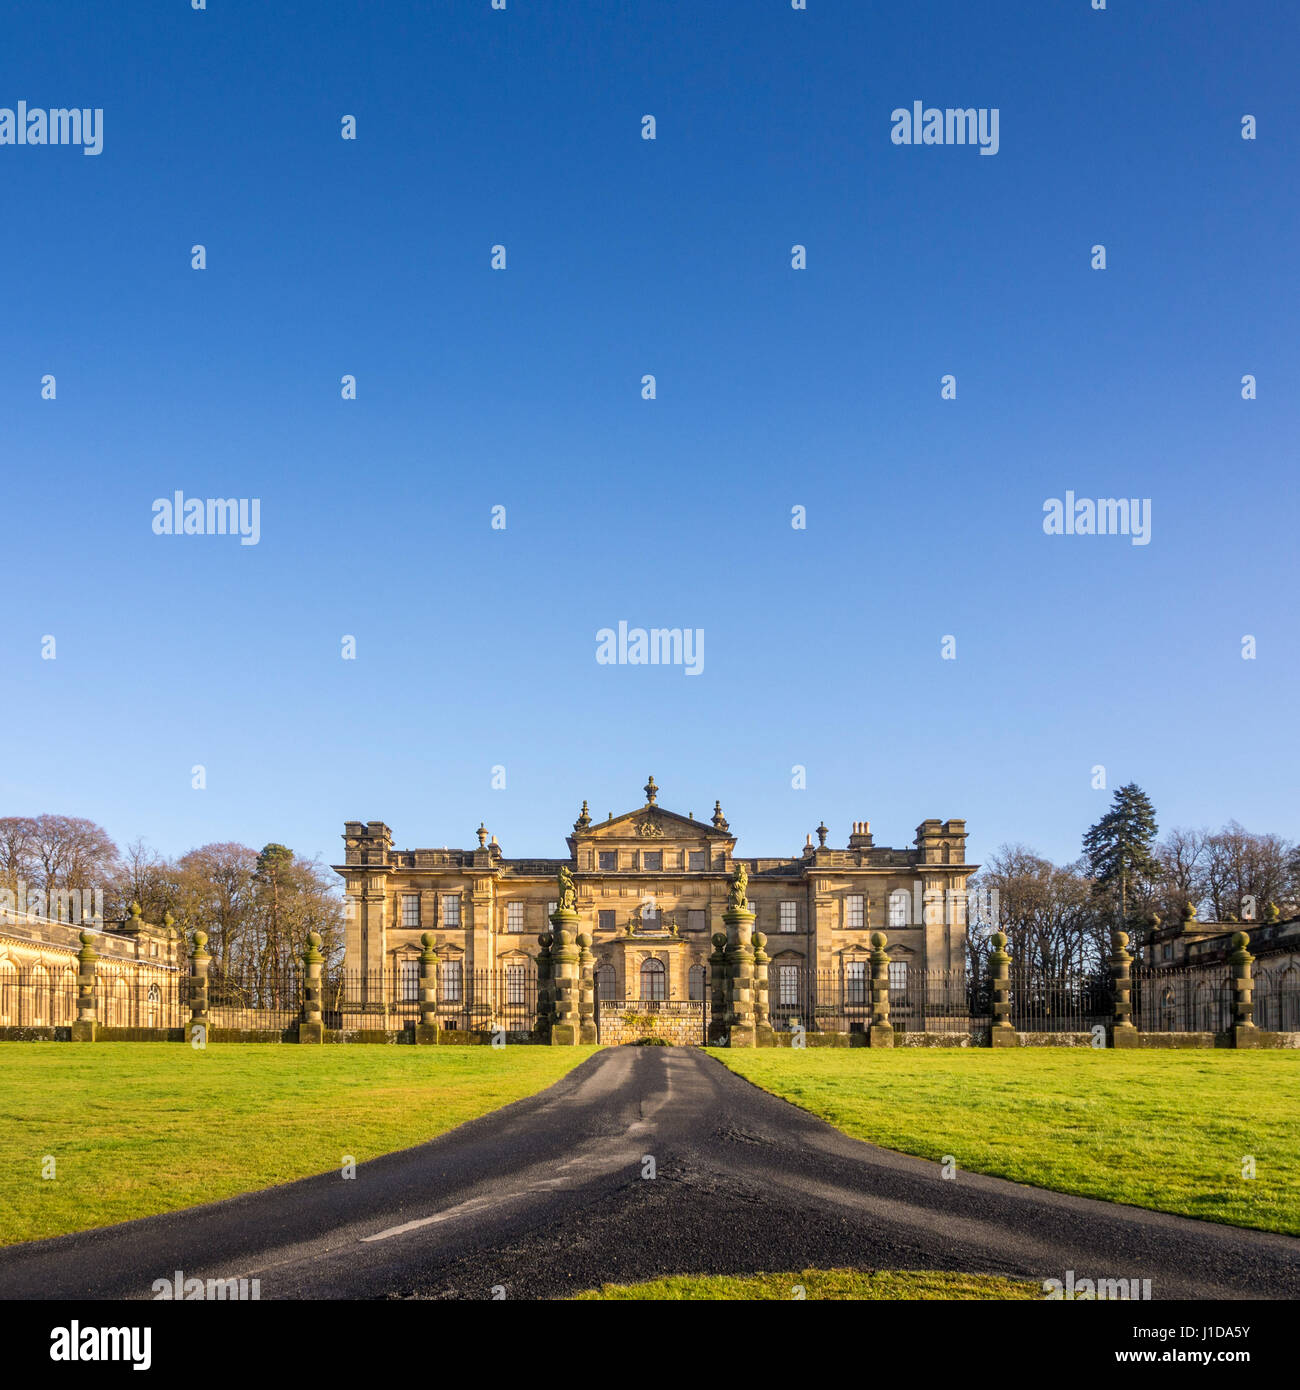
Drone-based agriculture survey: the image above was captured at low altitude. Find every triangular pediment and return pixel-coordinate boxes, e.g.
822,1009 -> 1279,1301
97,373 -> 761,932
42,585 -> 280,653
575,805 -> 732,843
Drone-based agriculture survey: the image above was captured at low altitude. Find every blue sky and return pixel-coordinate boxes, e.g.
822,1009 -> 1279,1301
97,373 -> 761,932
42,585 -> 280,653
1,1 -> 1296,875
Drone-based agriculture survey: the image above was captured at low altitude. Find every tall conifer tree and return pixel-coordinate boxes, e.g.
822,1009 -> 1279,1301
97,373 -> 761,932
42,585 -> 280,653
1083,783 -> 1161,933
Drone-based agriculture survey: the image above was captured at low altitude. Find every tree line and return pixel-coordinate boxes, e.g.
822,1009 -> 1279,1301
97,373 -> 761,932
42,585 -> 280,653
968,784 -> 1298,976
4,793 -> 1293,986
0,815 -> 344,978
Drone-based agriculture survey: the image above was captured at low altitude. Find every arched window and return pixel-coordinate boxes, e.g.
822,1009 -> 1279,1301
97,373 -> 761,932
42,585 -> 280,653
0,961 -> 16,1025
146,983 -> 161,1028
639,958 -> 666,1001
31,966 -> 50,1025
56,968 -> 75,1023
594,967 -> 617,1001
112,977 -> 128,1027
688,964 -> 706,1001
1277,967 -> 1300,1031
1193,980 -> 1211,1032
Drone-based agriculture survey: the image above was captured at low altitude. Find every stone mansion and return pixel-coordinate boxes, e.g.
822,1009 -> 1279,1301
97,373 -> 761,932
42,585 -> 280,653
334,778 -> 976,1008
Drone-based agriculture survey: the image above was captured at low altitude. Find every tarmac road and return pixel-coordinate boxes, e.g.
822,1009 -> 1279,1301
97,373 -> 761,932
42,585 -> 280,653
2,1046 -> 1296,1300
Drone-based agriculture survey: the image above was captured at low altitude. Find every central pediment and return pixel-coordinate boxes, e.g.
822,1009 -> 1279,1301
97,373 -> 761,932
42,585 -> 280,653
582,806 -> 727,843
565,779 -> 736,859
566,780 -> 735,856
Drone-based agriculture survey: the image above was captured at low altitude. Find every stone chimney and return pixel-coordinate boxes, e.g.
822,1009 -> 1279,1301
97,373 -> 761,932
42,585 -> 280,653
343,821 -> 392,866
848,820 -> 874,849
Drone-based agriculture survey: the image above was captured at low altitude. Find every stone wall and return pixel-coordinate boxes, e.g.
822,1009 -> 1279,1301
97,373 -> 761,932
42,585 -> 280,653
599,1006 -> 703,1045
896,1030 -> 981,1047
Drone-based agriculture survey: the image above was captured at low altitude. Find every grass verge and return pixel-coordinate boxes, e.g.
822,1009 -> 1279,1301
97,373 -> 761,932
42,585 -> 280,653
575,1268 -> 1039,1300
719,1049 -> 1300,1235
0,1042 -> 599,1245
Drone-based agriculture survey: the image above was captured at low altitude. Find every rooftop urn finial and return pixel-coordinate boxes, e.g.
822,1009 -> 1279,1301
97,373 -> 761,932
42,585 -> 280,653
711,800 -> 728,831
575,799 -> 592,829
476,822 -> 489,848
816,820 -> 829,848
644,775 -> 658,805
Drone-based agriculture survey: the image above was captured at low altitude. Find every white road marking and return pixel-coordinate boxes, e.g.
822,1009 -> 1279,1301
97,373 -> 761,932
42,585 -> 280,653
362,1196 -> 495,1242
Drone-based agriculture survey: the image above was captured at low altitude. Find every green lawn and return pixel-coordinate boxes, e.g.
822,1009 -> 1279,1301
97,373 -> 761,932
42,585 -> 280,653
0,1043 -> 599,1246
720,1050 -> 1300,1236
575,1269 -> 1038,1300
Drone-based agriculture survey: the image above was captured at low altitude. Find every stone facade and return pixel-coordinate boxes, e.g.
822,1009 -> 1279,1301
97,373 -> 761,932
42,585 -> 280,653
0,905 -> 182,1030
1147,904 -> 1300,975
1144,905 -> 1300,1030
333,778 -> 976,1010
